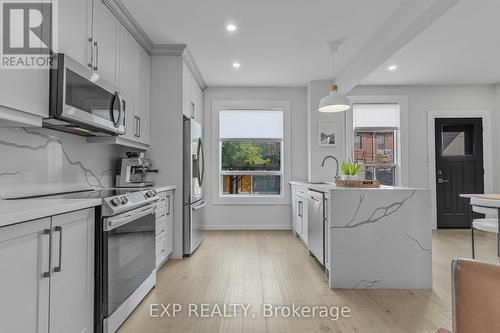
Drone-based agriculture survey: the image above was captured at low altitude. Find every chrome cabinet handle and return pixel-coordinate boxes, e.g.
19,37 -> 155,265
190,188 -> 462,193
53,226 -> 63,273
298,201 -> 303,217
437,178 -> 449,184
88,38 -> 94,68
166,195 -> 171,215
93,41 -> 99,71
134,116 -> 139,137
43,229 -> 52,278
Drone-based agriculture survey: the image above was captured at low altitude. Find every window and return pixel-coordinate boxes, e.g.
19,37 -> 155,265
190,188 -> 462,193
353,104 -> 400,186
219,110 -> 284,196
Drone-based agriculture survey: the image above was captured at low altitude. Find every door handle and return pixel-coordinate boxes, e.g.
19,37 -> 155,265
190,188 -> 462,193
53,226 -> 63,273
437,178 -> 449,184
88,37 -> 94,68
93,41 -> 99,71
42,229 -> 52,278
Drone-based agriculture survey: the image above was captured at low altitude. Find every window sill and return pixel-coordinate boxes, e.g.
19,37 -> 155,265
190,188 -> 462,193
212,195 -> 290,206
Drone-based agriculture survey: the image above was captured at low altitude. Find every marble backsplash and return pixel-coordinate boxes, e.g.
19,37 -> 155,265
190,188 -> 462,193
0,127 -> 130,198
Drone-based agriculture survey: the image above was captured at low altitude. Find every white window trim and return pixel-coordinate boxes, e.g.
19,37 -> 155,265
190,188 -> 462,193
346,95 -> 409,187
211,100 -> 291,205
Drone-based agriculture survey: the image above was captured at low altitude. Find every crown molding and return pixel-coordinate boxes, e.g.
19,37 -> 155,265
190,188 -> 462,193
103,0 -> 154,54
102,1 -> 207,89
151,44 -> 207,90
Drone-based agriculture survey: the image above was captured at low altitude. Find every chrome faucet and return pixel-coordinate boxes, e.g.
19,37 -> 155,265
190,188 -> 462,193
321,155 -> 339,181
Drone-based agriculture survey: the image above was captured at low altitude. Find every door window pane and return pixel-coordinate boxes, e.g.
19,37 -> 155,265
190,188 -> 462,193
441,125 -> 473,156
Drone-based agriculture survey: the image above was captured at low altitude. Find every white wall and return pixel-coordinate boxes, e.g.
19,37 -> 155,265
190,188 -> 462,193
307,80 -> 347,182
203,87 -> 307,229
495,83 -> 500,192
349,85 -> 498,191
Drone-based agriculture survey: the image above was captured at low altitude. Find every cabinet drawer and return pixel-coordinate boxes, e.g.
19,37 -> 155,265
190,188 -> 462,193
155,206 -> 167,220
156,235 -> 167,267
156,191 -> 172,213
156,219 -> 167,237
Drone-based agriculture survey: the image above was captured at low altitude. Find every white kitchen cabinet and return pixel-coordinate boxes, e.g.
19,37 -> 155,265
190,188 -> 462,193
117,26 -> 138,143
0,209 -> 94,333
57,0 -> 92,67
49,209 -> 94,333
155,190 -> 174,269
91,0 -> 119,84
182,61 -> 204,123
0,217 -> 51,333
182,62 -> 192,118
291,186 -> 308,246
136,46 -> 151,145
0,70 -> 48,126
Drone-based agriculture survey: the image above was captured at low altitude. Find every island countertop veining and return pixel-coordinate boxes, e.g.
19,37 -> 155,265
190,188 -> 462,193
290,180 -> 432,289
0,198 -> 102,228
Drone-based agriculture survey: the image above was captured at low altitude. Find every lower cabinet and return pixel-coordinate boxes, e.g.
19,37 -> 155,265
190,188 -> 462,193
155,190 -> 174,269
292,186 -> 309,246
0,208 -> 94,333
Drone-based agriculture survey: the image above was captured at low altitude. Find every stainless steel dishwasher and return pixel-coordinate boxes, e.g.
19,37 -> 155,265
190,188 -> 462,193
308,189 -> 325,267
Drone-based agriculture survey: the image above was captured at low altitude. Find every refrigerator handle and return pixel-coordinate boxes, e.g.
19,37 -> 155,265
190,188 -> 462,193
197,138 -> 205,187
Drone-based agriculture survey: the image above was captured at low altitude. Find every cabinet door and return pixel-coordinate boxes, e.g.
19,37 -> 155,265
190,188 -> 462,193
301,198 -> 308,245
0,70 -> 48,122
117,26 -> 137,141
57,0 -> 92,67
165,191 -> 174,256
182,62 -> 191,118
49,209 -> 94,333
0,218 -> 51,333
137,47 -> 151,144
92,0 -> 118,84
191,77 -> 203,123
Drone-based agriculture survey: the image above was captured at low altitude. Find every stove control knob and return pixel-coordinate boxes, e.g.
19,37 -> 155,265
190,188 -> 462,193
151,190 -> 157,196
145,191 -> 153,198
111,198 -> 121,206
120,196 -> 128,204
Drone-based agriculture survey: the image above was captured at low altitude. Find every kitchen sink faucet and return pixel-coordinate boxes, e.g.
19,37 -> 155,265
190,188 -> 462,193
321,155 -> 339,181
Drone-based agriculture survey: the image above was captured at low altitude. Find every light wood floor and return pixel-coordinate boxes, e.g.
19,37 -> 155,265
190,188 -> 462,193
118,229 -> 498,333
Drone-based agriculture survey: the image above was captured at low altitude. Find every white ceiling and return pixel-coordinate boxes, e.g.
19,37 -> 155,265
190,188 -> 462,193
121,0 -> 405,87
362,0 -> 500,86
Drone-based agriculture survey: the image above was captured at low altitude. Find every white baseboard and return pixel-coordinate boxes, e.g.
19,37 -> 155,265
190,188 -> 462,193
201,224 -> 292,230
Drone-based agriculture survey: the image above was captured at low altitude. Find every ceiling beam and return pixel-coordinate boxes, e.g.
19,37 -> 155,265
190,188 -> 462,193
335,0 -> 461,94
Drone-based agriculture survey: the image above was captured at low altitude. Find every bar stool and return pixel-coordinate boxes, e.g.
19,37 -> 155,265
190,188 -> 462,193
470,197 -> 499,259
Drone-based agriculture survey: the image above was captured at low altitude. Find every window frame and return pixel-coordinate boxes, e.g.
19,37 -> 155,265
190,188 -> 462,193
346,96 -> 409,187
211,100 -> 291,205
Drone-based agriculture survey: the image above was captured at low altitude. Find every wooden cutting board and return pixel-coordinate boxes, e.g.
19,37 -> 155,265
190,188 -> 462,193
336,179 -> 380,188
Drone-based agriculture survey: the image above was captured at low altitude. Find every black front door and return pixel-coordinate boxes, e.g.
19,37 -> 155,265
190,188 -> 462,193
435,118 -> 484,228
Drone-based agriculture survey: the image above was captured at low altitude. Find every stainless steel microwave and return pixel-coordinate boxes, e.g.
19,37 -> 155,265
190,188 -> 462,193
44,54 -> 126,137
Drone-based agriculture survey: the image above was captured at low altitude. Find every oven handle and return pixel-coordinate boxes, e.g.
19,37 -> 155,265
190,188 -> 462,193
103,204 -> 156,231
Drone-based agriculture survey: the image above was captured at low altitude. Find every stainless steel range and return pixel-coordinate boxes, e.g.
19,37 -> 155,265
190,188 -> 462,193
38,188 -> 159,333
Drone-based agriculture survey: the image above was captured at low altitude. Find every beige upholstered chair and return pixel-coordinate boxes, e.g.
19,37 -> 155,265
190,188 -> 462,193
436,258 -> 500,333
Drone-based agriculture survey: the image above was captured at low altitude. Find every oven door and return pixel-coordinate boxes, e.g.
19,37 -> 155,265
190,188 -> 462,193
103,205 -> 156,317
50,54 -> 126,135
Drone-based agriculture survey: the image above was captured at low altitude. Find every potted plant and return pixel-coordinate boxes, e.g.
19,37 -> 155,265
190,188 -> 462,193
340,160 -> 362,181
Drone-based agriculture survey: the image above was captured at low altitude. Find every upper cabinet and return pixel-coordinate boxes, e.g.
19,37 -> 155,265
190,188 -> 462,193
91,0 -> 119,84
182,62 -> 204,124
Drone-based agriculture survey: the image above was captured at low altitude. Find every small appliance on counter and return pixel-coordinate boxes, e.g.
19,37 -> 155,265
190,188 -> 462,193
115,152 -> 158,188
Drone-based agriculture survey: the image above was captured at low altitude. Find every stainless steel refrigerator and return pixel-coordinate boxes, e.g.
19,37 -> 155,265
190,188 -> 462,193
183,117 -> 206,256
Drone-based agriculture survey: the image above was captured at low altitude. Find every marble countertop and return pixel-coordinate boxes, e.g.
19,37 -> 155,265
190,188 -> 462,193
0,198 -> 102,228
290,180 -> 428,192
151,185 -> 176,192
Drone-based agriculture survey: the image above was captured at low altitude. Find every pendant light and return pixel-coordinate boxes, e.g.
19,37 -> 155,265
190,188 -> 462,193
318,42 -> 351,113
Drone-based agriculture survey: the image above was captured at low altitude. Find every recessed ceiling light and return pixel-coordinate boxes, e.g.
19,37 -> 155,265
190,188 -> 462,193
388,65 -> 398,71
226,24 -> 237,32
232,62 -> 241,69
